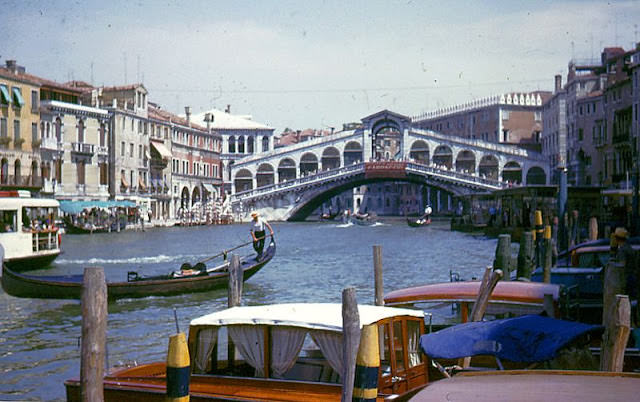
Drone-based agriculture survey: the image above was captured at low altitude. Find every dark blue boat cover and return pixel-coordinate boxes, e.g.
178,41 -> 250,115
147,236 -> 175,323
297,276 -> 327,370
420,315 -> 603,362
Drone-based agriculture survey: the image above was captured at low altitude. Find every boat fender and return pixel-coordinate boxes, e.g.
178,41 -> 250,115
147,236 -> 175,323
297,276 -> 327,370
353,324 -> 380,401
166,332 -> 190,401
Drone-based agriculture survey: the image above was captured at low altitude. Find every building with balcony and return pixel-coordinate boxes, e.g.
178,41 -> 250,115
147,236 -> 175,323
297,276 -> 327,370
0,60 -> 42,191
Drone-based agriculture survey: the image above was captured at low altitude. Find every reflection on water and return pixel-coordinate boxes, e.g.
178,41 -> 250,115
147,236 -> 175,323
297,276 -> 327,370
0,219 -> 496,401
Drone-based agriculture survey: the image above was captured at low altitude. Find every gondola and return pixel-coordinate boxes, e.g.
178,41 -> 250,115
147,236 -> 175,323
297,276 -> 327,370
1,239 -> 276,300
63,215 -> 127,234
319,210 -> 340,221
407,217 -> 431,227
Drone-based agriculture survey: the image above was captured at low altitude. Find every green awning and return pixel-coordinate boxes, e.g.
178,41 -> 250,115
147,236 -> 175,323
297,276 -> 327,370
59,200 -> 137,214
0,85 -> 11,105
12,87 -> 24,107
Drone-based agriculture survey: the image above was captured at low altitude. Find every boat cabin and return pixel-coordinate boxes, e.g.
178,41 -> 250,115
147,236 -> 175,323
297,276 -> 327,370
66,303 -> 430,401
0,191 -> 60,271
187,303 -> 429,399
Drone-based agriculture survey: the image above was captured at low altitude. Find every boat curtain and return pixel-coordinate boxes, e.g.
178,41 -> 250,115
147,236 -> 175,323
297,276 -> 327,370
228,325 -> 266,377
311,330 -> 343,377
193,328 -> 218,373
407,325 -> 422,367
270,326 -> 307,378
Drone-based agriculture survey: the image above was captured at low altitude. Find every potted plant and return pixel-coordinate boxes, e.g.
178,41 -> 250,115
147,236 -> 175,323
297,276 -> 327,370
14,137 -> 25,149
32,138 -> 42,148
0,137 -> 11,148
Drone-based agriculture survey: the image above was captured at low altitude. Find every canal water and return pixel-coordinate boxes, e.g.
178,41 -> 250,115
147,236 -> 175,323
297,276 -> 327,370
0,218 -> 497,401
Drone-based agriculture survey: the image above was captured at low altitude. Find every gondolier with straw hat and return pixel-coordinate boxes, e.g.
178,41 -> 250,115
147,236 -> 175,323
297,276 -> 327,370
250,211 -> 273,259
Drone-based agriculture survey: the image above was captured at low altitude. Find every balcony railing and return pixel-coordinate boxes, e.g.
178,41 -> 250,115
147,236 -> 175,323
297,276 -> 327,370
71,142 -> 95,155
41,137 -> 64,151
96,145 -> 108,156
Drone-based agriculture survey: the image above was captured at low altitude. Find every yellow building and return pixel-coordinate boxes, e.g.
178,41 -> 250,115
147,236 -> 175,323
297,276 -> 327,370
0,60 -> 42,190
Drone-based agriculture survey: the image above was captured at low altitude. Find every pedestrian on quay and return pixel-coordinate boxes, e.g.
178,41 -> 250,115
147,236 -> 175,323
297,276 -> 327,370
250,211 -> 273,259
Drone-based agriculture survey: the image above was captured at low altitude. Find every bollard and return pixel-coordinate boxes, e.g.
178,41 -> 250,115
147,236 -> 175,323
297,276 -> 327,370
166,332 -> 190,401
517,231 -> 534,280
81,267 -> 107,402
534,210 -> 544,268
353,324 -> 380,402
373,245 -> 384,306
342,287 -> 360,402
600,295 -> 631,372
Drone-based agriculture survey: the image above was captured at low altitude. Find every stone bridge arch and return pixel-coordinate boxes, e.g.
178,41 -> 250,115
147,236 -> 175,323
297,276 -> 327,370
409,140 -> 430,164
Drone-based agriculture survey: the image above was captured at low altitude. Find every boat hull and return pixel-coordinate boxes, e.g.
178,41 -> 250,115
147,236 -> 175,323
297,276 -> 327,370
2,243 -> 274,300
3,251 -> 60,272
407,218 -> 430,227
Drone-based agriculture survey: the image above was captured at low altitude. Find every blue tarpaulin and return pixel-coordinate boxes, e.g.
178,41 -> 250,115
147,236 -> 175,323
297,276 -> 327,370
59,200 -> 137,214
420,314 -> 603,363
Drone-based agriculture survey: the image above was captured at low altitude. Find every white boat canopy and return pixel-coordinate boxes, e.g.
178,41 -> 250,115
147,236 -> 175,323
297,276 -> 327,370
190,303 -> 424,333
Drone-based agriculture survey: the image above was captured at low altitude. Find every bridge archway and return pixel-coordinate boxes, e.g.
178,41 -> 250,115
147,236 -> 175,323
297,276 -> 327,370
277,158 -> 296,182
479,155 -> 499,180
234,168 -> 253,192
409,140 -> 429,164
455,150 -> 476,173
502,161 -> 522,184
300,153 -> 319,176
433,145 -> 453,169
344,141 -> 362,166
256,163 -> 275,187
526,166 -> 546,185
321,147 -> 341,171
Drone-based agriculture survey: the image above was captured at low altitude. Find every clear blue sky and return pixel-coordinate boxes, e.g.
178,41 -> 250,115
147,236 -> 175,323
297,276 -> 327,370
1,0 -> 639,132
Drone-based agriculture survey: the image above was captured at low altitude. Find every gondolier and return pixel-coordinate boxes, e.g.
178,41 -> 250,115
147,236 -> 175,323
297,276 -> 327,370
250,212 -> 273,258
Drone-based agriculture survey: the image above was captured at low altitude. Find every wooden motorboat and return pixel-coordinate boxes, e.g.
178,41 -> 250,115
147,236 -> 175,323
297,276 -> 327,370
411,370 -> 640,402
65,303 -> 430,401
384,280 -> 562,322
0,192 -> 61,271
1,240 -> 275,300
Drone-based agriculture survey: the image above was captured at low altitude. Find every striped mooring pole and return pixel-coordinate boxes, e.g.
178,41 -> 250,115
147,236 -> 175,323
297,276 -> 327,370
166,332 -> 190,402
353,324 -> 380,402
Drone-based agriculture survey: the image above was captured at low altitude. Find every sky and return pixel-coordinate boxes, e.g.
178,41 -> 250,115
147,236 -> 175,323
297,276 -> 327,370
1,0 -> 639,133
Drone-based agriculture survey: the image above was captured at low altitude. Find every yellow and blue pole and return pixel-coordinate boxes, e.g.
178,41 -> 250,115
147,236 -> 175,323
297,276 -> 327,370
353,324 -> 380,402
166,332 -> 190,402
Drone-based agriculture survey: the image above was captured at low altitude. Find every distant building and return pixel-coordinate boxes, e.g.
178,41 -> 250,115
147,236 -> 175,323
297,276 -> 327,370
190,105 -> 274,195
412,91 -> 551,151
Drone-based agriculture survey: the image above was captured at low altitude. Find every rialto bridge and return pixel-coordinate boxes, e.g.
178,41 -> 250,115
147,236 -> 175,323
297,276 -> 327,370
230,110 -> 549,221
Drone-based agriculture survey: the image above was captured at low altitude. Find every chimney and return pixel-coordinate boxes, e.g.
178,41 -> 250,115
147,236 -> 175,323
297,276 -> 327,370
6,60 -> 18,73
225,104 -> 231,114
204,112 -> 212,132
554,74 -> 562,92
185,106 -> 191,126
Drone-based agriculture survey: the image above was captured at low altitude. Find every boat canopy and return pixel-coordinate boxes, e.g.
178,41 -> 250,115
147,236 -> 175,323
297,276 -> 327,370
190,303 -> 425,333
420,314 -> 602,363
0,197 -> 59,209
59,200 -> 137,214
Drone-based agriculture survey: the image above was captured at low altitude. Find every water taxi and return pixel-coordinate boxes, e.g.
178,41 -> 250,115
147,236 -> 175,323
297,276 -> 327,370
0,190 -> 61,271
65,303 -> 430,401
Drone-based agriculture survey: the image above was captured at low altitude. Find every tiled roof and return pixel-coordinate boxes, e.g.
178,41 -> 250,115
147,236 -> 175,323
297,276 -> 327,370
0,67 -> 81,93
148,104 -> 207,131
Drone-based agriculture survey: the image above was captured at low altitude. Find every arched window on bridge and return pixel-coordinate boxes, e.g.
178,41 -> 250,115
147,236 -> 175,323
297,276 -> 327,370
299,153 -> 318,176
228,136 -> 236,153
234,168 -> 253,192
526,166 -> 546,185
321,147 -> 340,171
256,163 -> 275,187
262,136 -> 270,152
455,150 -> 476,174
502,161 -> 522,184
278,158 -> 296,182
479,155 -> 499,180
343,141 -> 362,166
409,140 -> 429,164
432,145 -> 453,169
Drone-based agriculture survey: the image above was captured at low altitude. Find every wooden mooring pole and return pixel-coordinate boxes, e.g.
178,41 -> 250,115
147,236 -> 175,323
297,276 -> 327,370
227,254 -> 242,371
543,225 -> 553,283
600,295 -> 631,372
516,231 -> 534,280
373,245 -> 384,306
81,267 -> 107,402
493,234 -> 511,279
342,287 -> 360,402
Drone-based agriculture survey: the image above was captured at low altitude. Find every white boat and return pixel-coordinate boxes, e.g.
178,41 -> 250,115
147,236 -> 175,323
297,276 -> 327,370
0,191 -> 61,271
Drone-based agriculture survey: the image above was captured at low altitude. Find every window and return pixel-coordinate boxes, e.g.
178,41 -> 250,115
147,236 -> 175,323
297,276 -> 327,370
534,111 -> 541,121
0,118 -> 6,138
99,163 -> 108,185
99,123 -> 106,147
11,87 -> 24,107
393,321 -> 405,371
578,128 -> 583,141
138,144 -> 142,160
31,90 -> 38,111
76,161 -> 85,185
121,141 -> 125,156
77,119 -> 84,143
0,84 -> 10,105
32,123 -> 37,143
13,119 -> 20,140
130,143 -> 134,157
407,320 -> 423,368
55,117 -> 62,142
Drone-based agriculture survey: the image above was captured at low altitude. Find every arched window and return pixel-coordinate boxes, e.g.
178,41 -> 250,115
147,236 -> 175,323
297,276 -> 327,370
55,117 -> 62,142
228,136 -> 236,153
77,119 -> 85,143
262,136 -> 270,152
